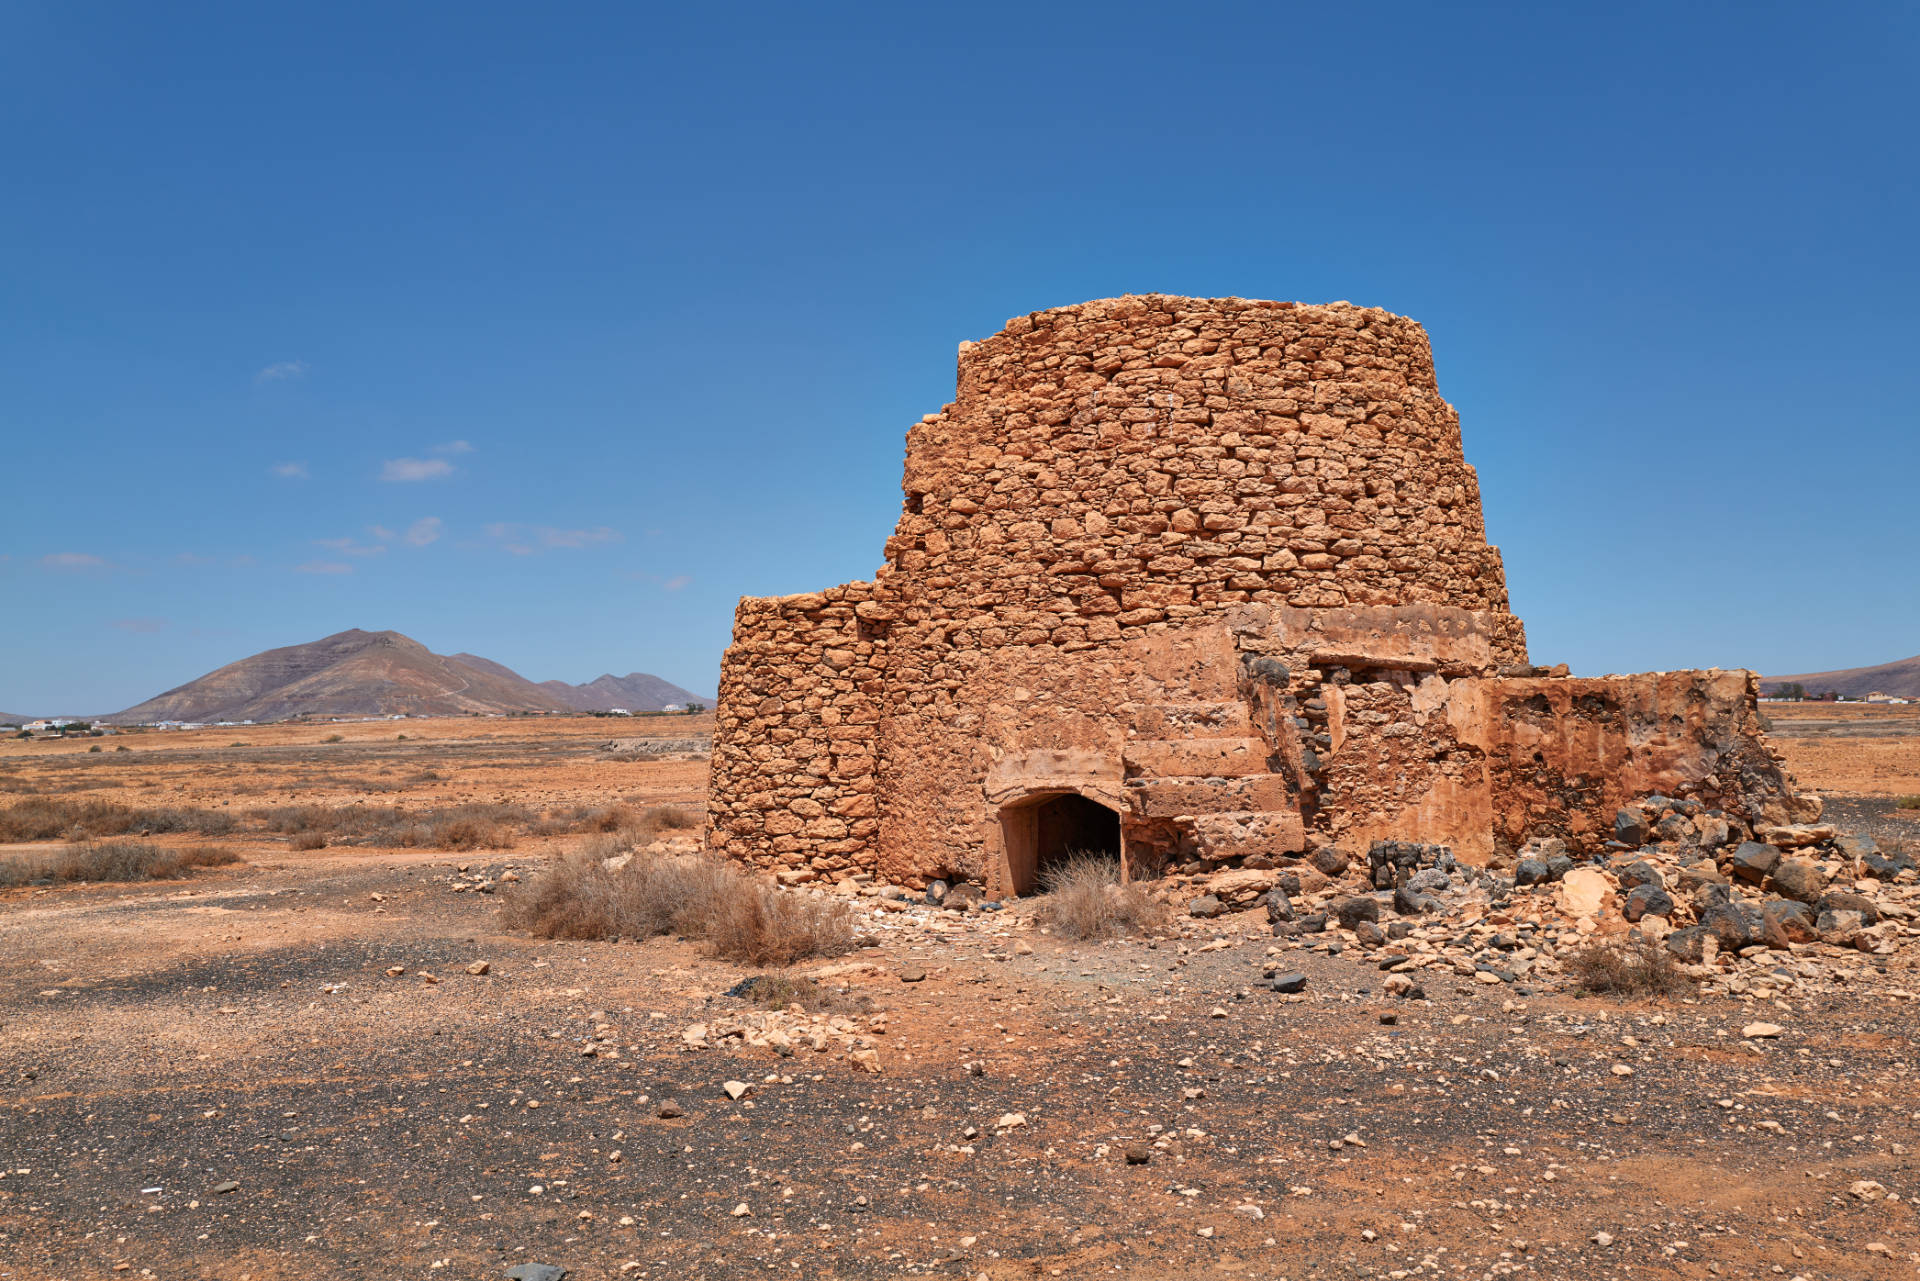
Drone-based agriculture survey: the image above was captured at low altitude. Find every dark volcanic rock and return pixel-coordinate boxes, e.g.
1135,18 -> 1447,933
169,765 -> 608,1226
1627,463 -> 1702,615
1309,846 -> 1350,877
1729,842 -> 1781,884
1814,890 -> 1880,925
1764,859 -> 1826,904
1623,885 -> 1674,923
1330,896 -> 1380,929
1614,808 -> 1651,846
1616,860 -> 1663,891
1761,899 -> 1819,947
1513,858 -> 1550,888
1393,884 -> 1441,916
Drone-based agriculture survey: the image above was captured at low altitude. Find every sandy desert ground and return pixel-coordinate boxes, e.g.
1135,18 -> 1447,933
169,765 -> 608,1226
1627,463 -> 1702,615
3,710 -> 1919,1280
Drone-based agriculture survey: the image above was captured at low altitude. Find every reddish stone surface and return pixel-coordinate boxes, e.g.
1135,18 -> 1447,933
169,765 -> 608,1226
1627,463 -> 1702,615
708,296 -> 1810,892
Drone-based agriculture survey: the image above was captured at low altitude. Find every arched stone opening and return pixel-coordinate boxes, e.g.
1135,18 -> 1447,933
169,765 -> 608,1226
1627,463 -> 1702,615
999,791 -> 1120,896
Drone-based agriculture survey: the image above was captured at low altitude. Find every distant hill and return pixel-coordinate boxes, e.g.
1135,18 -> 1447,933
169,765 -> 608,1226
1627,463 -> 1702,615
1762,654 -> 1920,700
0,713 -> 35,726
101,629 -> 715,724
450,657 -> 711,712
108,630 -> 572,723
538,672 -> 711,712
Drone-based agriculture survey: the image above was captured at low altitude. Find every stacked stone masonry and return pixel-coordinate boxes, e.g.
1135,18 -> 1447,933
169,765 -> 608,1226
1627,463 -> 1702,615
709,296 -> 1813,894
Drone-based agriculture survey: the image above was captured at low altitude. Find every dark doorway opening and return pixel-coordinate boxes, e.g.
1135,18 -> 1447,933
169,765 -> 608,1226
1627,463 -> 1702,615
1001,792 -> 1121,896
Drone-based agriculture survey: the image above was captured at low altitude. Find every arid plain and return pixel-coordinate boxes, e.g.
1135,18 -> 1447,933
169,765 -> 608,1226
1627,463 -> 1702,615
2,706 -> 1918,1280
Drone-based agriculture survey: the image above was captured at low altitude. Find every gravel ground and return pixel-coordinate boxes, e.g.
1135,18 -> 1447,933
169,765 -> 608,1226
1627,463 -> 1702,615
4,851 -> 1919,1281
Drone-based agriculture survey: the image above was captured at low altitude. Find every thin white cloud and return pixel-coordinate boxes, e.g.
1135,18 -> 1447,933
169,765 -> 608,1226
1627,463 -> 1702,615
432,440 -> 473,455
296,560 -> 354,575
538,526 -> 619,549
381,457 -> 454,482
404,516 -> 443,547
256,360 -> 309,384
314,537 -> 385,558
663,574 -> 692,591
481,522 -> 619,556
368,525 -> 396,541
111,617 -> 168,634
40,552 -> 108,571
271,461 -> 310,479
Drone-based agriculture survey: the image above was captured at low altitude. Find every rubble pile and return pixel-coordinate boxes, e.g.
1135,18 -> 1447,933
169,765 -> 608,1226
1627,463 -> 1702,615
1167,796 -> 1920,995
681,1007 -> 887,1071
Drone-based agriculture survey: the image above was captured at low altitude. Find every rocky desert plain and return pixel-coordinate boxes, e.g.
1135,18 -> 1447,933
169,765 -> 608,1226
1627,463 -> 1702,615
0,703 -> 1914,1281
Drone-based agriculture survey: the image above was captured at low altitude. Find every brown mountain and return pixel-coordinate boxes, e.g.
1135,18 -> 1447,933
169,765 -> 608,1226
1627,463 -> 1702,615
450,657 -> 710,712
110,630 -> 574,723
1762,654 -> 1920,700
535,672 -> 712,712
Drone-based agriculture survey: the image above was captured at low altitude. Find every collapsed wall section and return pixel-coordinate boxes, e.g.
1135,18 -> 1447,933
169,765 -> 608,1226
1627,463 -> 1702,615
706,581 -> 886,877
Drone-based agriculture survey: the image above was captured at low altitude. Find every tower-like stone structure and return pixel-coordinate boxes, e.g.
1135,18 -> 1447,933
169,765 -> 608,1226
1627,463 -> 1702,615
709,296 -> 1808,893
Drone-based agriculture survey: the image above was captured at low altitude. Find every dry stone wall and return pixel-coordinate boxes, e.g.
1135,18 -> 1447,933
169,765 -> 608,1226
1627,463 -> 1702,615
881,295 -> 1523,647
709,295 -> 1808,889
707,581 -> 884,876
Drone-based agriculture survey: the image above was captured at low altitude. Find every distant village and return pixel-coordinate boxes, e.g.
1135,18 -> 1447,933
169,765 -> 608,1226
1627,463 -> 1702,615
1759,686 -> 1912,705
4,704 -> 706,739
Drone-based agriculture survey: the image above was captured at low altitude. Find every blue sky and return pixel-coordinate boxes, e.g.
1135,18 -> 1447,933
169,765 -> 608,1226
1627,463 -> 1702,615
3,2 -> 1916,714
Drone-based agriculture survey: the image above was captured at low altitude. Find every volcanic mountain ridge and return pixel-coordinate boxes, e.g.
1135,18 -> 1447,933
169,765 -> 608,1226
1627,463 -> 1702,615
106,629 -> 710,723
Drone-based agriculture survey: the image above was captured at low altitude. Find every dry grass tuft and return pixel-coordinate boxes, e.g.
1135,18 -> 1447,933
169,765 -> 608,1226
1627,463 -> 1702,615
1566,937 -> 1695,998
0,840 -> 243,887
707,883 -> 856,967
290,831 -> 328,851
1035,853 -> 1172,940
1898,795 -> 1920,810
0,797 -> 237,842
430,812 -> 518,851
502,845 -> 853,966
581,802 -> 701,839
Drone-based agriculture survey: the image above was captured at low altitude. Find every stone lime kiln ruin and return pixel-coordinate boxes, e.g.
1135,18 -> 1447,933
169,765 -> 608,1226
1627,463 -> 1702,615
708,296 -> 1812,895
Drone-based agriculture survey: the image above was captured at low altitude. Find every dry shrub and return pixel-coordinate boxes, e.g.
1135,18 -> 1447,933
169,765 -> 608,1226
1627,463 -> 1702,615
577,831 -> 639,861
290,831 -> 328,851
0,797 -> 235,841
0,840 -> 243,887
247,801 -> 529,849
589,804 -> 637,833
1898,795 -> 1920,810
579,802 -> 700,839
180,845 -> 241,868
502,846 -> 853,966
253,804 -> 345,836
323,733 -> 345,743
429,804 -> 524,850
708,884 -> 855,966
1566,937 -> 1694,998
501,848 -> 726,940
1036,853 -> 1171,940
433,818 -> 515,851
644,804 -> 699,831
